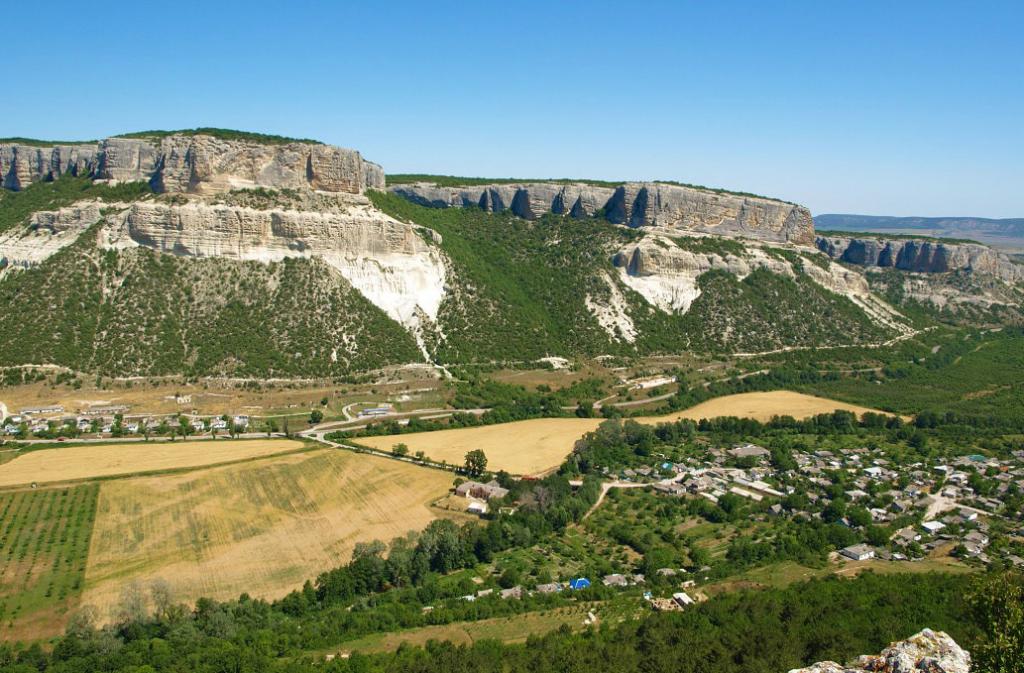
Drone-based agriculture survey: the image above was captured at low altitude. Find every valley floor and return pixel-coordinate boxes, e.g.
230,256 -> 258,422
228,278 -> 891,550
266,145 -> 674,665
355,391 -> 897,475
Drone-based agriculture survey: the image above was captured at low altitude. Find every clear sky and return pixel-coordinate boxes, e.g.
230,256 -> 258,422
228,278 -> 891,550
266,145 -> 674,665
5,1 -> 1022,217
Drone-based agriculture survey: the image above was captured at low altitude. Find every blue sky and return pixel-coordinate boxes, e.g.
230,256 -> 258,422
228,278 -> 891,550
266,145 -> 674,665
6,1 -> 1022,216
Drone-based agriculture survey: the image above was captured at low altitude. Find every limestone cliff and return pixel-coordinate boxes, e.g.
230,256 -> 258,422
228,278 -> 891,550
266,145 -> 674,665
608,236 -> 909,334
816,234 -> 1024,284
102,200 -> 446,333
788,629 -> 969,673
0,134 -> 384,195
0,202 -> 104,270
0,143 -> 100,190
390,181 -> 815,245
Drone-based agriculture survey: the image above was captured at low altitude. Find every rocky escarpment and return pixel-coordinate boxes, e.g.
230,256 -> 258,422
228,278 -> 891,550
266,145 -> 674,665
391,181 -> 815,245
817,235 -> 1024,284
608,236 -> 908,333
0,134 -> 384,195
102,201 -> 446,333
788,629 -> 969,673
0,202 -> 104,271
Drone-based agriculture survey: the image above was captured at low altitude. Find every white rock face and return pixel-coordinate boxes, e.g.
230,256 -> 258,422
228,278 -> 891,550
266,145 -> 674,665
613,236 -> 795,314
103,201 -> 447,330
788,629 -> 970,673
0,202 -> 103,271
610,235 -> 908,332
585,271 -> 638,342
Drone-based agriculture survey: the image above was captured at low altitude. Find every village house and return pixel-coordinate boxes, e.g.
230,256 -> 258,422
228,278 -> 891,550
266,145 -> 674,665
728,444 -> 770,461
840,544 -> 876,561
672,592 -> 695,608
892,527 -> 921,546
534,582 -> 562,594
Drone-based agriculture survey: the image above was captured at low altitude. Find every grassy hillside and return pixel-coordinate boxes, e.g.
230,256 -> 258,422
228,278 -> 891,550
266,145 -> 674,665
0,227 -> 420,377
377,193 -> 638,362
374,192 -> 893,362
794,327 -> 1024,420
0,186 -> 903,377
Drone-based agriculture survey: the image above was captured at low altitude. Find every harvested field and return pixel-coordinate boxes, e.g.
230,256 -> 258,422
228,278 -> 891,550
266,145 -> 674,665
642,391 -> 889,424
0,439 -> 306,488
358,418 -> 603,476
81,449 -> 454,620
358,391 -> 895,475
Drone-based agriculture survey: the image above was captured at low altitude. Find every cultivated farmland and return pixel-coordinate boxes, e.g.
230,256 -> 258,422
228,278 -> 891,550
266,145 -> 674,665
643,391 -> 889,424
357,391 -> 895,475
81,449 -> 455,620
0,484 -> 99,640
358,418 -> 603,476
0,439 -> 306,488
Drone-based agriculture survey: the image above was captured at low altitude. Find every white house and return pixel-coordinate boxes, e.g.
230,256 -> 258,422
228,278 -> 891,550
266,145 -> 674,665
672,592 -> 695,608
839,544 -> 876,561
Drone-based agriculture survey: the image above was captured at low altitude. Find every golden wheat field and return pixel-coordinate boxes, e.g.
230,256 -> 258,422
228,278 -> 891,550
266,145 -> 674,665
358,419 -> 604,476
358,391 -> 894,475
640,391 -> 887,424
81,449 -> 454,619
0,439 -> 306,488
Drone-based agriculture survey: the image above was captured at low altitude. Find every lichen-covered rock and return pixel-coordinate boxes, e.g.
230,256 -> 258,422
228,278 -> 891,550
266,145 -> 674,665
816,235 -> 1024,283
390,181 -> 815,245
1,134 -> 383,195
788,629 -> 970,673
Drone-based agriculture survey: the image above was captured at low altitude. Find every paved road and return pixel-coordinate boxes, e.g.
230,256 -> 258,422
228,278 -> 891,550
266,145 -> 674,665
610,391 -> 678,408
7,432 -> 282,446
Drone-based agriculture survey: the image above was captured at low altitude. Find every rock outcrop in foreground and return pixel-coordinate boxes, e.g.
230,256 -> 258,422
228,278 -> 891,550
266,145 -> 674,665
817,234 -> 1024,283
789,629 -> 969,673
391,181 -> 815,245
0,134 -> 384,195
